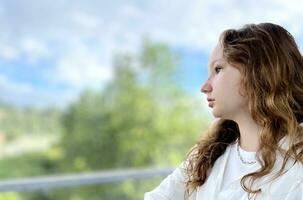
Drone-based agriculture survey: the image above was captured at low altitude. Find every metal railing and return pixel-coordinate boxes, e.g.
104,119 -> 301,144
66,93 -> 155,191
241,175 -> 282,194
0,167 -> 174,192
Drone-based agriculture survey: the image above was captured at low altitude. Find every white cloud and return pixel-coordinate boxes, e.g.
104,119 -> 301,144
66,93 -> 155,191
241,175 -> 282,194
160,0 -> 303,52
0,75 -> 77,108
44,39 -> 114,89
21,38 -> 50,63
71,12 -> 99,31
0,75 -> 33,94
0,38 -> 49,64
0,45 -> 19,60
53,52 -> 113,89
1,0 -> 303,107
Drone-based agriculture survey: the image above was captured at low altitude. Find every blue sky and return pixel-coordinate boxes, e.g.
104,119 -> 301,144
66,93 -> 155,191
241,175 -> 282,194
0,0 -> 303,108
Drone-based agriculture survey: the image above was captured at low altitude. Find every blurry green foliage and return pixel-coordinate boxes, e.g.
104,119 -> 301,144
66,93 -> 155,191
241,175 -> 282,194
0,193 -> 22,200
0,104 -> 61,141
0,39 -> 210,200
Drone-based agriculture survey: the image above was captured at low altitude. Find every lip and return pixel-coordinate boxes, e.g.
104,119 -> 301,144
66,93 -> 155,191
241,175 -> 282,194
207,98 -> 215,108
208,101 -> 214,108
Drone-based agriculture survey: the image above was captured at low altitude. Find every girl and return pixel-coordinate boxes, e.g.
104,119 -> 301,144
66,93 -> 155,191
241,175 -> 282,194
144,23 -> 303,200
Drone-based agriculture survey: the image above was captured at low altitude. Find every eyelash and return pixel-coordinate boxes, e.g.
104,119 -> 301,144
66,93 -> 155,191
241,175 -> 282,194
214,66 -> 222,73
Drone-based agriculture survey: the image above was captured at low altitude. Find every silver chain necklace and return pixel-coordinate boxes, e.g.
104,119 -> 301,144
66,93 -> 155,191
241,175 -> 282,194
236,140 -> 257,165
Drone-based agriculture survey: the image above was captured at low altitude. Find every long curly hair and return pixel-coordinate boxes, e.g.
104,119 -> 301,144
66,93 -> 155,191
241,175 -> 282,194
185,23 -> 303,199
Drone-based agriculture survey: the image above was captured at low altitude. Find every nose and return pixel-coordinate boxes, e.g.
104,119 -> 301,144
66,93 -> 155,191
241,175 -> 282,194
200,79 -> 212,94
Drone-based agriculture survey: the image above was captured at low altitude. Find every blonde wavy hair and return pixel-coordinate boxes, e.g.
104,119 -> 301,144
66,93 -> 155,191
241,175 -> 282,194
185,23 -> 303,199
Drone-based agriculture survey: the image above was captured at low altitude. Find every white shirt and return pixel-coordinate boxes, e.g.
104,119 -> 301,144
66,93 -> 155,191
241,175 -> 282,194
218,141 -> 259,199
144,137 -> 303,200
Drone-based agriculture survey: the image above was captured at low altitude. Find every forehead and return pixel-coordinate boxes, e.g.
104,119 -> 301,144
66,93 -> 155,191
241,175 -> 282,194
208,44 -> 224,69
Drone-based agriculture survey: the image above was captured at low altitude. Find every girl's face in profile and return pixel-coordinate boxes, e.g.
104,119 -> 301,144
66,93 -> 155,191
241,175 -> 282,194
201,43 -> 248,120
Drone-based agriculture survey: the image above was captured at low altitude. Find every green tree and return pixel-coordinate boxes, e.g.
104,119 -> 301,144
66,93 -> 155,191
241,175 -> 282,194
26,40 -> 209,200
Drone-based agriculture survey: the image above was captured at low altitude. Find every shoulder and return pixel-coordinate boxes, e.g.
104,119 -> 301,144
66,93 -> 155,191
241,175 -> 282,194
263,159 -> 303,197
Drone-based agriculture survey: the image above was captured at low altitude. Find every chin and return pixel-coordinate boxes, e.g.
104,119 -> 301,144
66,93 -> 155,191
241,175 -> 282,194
212,109 -> 223,118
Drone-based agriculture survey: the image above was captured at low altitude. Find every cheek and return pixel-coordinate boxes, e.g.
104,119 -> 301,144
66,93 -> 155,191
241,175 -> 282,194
213,77 -> 234,93
230,86 -> 248,108
215,79 -> 245,102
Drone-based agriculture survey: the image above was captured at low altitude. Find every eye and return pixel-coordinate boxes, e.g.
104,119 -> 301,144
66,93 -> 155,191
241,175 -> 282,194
214,66 -> 222,73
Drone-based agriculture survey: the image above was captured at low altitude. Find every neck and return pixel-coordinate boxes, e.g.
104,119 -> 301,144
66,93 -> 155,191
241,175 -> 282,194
233,112 -> 261,152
